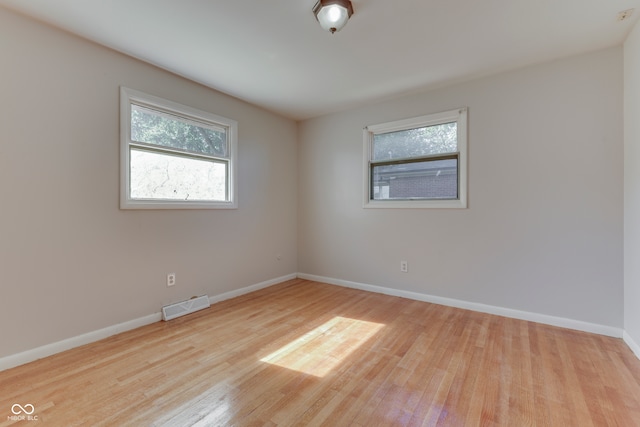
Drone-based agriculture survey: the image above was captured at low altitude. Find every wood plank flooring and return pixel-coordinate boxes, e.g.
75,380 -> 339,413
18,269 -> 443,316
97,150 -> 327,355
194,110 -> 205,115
2,278 -> 640,426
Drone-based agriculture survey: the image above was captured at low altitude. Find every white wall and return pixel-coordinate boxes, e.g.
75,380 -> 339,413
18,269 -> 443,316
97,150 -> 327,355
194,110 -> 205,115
625,20 -> 640,354
0,5 -> 630,364
298,47 -> 624,328
0,8 -> 298,359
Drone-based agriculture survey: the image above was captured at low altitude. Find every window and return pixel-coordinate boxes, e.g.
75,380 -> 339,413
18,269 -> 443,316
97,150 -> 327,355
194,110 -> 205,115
363,108 -> 467,208
120,87 -> 237,209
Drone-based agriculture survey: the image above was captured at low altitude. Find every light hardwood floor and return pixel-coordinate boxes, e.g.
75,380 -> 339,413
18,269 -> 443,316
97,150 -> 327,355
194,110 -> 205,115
2,279 -> 640,426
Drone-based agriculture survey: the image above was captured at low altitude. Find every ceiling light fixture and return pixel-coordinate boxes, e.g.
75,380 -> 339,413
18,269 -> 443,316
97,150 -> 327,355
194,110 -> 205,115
313,0 -> 354,34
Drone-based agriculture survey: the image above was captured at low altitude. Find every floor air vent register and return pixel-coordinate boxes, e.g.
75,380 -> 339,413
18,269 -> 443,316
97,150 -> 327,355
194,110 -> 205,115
162,295 -> 210,321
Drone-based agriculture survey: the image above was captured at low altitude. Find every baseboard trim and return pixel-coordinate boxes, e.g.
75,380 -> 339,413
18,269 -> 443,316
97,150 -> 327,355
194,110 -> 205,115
0,312 -> 162,373
0,273 -> 298,372
208,273 -> 297,305
623,331 -> 640,360
297,273 -> 623,338
2,272 -> 627,372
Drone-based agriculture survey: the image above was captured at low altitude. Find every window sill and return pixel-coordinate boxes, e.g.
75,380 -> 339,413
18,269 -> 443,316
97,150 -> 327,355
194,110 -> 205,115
363,199 -> 467,209
120,199 -> 238,210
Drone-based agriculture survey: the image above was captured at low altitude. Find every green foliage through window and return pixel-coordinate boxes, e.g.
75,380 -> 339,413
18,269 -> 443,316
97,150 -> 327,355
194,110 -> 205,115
364,108 -> 467,208
372,122 -> 457,161
131,105 -> 227,157
120,87 -> 237,209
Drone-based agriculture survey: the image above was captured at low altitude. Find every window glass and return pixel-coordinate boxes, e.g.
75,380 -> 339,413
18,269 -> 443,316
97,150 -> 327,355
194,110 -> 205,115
131,105 -> 228,157
372,122 -> 457,161
120,87 -> 237,209
364,108 -> 467,208
372,159 -> 458,200
130,149 -> 227,201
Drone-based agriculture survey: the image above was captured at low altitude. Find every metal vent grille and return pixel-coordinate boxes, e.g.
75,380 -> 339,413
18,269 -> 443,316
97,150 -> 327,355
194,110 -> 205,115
162,295 -> 210,321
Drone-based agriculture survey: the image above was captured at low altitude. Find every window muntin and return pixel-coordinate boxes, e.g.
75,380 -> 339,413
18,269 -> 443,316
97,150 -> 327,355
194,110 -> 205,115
120,87 -> 237,209
364,108 -> 467,209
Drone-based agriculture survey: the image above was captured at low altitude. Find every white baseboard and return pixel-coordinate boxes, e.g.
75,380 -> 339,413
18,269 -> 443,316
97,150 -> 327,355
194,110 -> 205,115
297,273 -> 624,338
0,312 -> 162,373
623,331 -> 640,360
0,273 -> 298,372
2,272 -> 629,372
208,273 -> 297,304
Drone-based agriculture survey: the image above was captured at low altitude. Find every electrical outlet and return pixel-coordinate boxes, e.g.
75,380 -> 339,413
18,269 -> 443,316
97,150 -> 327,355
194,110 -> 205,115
400,261 -> 408,273
167,273 -> 176,287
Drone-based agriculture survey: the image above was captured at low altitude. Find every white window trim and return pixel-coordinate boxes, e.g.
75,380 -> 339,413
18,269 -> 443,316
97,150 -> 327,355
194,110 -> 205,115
363,107 -> 467,209
120,87 -> 238,209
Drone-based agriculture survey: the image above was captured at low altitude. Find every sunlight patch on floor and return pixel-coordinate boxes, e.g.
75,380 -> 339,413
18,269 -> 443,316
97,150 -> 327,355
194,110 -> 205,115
260,316 -> 385,377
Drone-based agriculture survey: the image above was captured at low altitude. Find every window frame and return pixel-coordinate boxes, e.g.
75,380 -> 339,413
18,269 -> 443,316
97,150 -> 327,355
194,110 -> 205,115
120,87 -> 238,210
363,107 -> 468,209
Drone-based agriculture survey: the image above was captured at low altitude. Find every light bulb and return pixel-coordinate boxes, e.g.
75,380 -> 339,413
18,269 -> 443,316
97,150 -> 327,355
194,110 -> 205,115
327,5 -> 342,23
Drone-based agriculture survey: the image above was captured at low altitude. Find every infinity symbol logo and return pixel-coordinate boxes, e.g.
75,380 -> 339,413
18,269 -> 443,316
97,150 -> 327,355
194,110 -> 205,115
11,404 -> 35,415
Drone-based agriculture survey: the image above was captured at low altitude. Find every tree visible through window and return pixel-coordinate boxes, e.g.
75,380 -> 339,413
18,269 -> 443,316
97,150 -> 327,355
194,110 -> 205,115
120,87 -> 237,209
363,108 -> 467,209
372,122 -> 457,161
